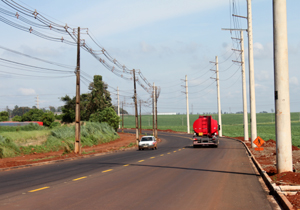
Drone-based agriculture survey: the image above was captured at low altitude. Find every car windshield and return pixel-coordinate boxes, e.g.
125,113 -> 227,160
141,137 -> 153,141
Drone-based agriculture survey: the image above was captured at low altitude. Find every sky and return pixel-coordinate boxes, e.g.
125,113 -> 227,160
0,0 -> 299,116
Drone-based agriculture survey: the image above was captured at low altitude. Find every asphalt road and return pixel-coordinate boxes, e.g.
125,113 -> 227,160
0,131 -> 278,210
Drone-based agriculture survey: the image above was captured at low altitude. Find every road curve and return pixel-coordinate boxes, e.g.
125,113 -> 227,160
0,131 -> 277,210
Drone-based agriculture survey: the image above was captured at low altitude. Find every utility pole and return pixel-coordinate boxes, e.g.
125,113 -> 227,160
227,29 -> 249,141
117,87 -> 120,129
155,86 -> 158,138
133,69 -> 139,145
182,75 -> 190,134
36,95 -> 39,109
210,57 -> 222,137
273,0 -> 292,173
139,100 -> 142,135
153,83 -> 156,137
122,101 -> 124,132
247,0 -> 257,147
74,27 -> 81,154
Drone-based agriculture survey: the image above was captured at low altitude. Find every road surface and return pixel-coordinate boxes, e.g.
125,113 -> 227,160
0,131 -> 278,209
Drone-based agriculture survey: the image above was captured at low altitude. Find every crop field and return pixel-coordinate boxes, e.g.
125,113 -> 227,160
121,112 -> 300,146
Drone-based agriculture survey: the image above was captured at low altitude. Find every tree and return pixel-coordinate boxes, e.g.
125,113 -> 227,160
86,75 -> 112,118
49,106 -> 56,112
12,115 -> 22,122
21,109 -> 44,121
0,111 -> 9,122
89,107 -> 120,131
61,75 -> 112,123
12,106 -> 31,117
41,112 -> 55,126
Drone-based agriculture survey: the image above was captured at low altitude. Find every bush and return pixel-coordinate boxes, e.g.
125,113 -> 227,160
89,107 -> 120,131
49,121 -> 61,129
55,114 -> 63,120
0,135 -> 20,158
0,111 -> 9,122
22,109 -> 44,122
0,123 -> 45,132
12,115 -> 22,122
41,112 -> 55,127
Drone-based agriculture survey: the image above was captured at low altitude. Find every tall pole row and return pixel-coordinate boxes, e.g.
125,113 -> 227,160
133,69 -> 139,144
247,0 -> 257,147
74,27 -> 81,154
185,75 -> 190,134
273,0 -> 293,173
240,31 -> 249,141
216,56 -> 222,137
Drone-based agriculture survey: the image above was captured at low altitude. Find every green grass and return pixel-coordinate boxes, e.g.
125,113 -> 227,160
121,112 -> 300,146
0,122 -> 120,158
0,130 -> 51,146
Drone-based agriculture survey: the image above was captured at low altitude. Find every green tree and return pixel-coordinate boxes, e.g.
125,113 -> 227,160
41,112 -> 55,126
0,111 -> 9,121
12,106 -> 31,117
86,75 -> 112,119
89,107 -> 120,131
21,109 -> 44,122
12,115 -> 22,122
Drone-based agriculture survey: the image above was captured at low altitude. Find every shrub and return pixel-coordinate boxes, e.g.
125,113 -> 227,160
89,107 -> 120,131
41,112 -> 55,127
12,115 -> 22,122
49,121 -> 61,129
0,111 -> 9,122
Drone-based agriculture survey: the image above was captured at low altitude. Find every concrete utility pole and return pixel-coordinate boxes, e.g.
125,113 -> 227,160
184,75 -> 190,134
117,87 -> 120,129
153,83 -> 156,137
273,0 -> 293,173
210,57 -> 222,137
247,0 -> 257,147
133,69 -> 139,145
229,30 -> 249,141
74,27 -> 81,154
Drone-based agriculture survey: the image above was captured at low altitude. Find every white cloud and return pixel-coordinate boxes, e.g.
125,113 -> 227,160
140,42 -> 156,53
18,88 -> 36,95
253,42 -> 273,59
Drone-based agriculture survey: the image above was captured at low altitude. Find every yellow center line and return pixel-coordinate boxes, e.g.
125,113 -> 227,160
160,154 -> 164,156
167,153 -> 171,154
28,186 -> 49,193
102,169 -> 113,173
150,157 -> 155,159
173,151 -> 177,153
138,160 -> 144,162
123,164 -> 130,166
178,149 -> 181,151
182,148 -> 185,149
73,176 -> 87,181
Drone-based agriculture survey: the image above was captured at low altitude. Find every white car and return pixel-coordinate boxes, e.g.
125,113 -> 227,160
138,136 -> 157,150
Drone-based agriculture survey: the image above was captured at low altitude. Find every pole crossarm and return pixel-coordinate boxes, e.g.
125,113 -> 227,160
221,28 -> 248,32
232,14 -> 247,19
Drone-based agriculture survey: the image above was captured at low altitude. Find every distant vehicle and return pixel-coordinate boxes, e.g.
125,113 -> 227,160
192,115 -> 219,148
138,136 -> 157,150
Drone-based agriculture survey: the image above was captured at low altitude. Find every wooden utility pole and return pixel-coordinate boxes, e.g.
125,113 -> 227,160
117,87 -> 120,129
155,86 -> 158,138
153,83 -> 156,136
273,0 -> 292,173
133,69 -> 139,144
122,101 -> 124,132
139,100 -> 142,134
74,27 -> 81,154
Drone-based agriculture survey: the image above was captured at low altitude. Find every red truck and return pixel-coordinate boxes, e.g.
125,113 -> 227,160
192,115 -> 219,148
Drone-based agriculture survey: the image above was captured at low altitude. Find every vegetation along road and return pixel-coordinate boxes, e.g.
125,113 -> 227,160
0,131 -> 279,210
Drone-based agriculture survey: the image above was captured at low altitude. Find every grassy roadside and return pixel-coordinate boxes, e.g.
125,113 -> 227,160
0,122 -> 119,158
